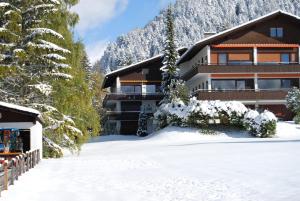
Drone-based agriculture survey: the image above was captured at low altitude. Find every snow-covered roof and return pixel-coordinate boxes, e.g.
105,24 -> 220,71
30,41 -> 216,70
102,47 -> 187,89
105,54 -> 163,77
177,10 -> 300,65
0,101 -> 40,115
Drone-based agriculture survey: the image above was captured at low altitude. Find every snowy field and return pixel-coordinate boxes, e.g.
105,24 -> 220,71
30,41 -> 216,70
1,122 -> 300,201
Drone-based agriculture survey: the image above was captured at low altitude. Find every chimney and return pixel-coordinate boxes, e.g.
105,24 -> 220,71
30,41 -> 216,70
203,32 -> 216,39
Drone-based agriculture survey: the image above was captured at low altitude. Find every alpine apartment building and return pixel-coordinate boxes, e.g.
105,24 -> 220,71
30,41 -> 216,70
102,10 -> 300,134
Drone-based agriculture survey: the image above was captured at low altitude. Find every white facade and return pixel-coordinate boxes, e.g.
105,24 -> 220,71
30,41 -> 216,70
179,45 -> 210,76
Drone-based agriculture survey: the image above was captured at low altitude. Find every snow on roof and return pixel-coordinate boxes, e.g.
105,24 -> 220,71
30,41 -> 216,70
177,10 -> 300,65
105,54 -> 163,77
105,46 -> 187,77
0,101 -> 40,115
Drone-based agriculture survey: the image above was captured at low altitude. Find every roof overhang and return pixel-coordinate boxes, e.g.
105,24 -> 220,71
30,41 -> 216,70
102,47 -> 187,89
176,10 -> 300,65
0,101 -> 42,124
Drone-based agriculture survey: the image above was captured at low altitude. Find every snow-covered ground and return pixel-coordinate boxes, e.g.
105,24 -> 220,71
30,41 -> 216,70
1,122 -> 300,201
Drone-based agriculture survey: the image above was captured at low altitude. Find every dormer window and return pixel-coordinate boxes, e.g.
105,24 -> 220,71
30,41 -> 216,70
270,27 -> 283,38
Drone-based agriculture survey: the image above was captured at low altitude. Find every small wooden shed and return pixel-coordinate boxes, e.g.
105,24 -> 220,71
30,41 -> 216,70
0,102 -> 42,158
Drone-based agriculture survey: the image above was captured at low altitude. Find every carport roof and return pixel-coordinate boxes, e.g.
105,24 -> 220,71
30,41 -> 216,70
0,101 -> 40,115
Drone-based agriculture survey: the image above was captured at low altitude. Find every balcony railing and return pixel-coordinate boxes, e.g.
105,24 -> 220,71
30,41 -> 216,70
103,93 -> 164,106
194,89 -> 288,101
182,62 -> 300,80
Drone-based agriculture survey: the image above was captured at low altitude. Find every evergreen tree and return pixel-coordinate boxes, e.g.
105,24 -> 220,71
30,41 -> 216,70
0,1 -> 23,101
156,4 -> 189,131
0,0 -> 100,158
136,109 -> 148,137
161,5 -> 183,104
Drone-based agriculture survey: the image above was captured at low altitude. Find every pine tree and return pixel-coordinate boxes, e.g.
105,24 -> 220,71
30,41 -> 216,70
0,0 -> 100,158
137,106 -> 148,137
0,1 -> 23,101
161,5 -> 182,104
81,50 -> 93,88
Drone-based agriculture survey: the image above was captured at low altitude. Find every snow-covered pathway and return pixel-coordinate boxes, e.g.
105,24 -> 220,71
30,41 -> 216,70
1,124 -> 300,201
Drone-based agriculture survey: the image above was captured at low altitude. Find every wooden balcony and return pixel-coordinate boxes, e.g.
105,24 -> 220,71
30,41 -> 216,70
182,63 -> 300,80
103,93 -> 163,106
195,90 -> 288,101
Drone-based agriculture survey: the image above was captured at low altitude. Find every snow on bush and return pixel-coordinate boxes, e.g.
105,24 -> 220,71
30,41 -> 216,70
246,110 -> 277,138
155,97 -> 277,138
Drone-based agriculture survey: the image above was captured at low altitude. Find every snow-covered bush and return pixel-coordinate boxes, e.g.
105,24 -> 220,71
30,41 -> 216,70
244,110 -> 277,138
155,97 -> 248,128
155,97 -> 278,138
155,99 -> 188,127
243,110 -> 259,132
286,87 -> 300,113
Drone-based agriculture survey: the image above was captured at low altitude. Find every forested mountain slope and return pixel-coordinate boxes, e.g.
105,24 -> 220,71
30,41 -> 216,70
100,0 -> 300,73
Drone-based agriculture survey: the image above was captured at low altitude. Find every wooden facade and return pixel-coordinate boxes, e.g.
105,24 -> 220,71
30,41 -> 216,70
0,108 -> 37,123
179,11 -> 300,120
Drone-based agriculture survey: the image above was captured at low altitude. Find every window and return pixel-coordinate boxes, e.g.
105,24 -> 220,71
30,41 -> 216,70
270,28 -> 277,37
258,79 -> 281,90
218,53 -> 227,65
142,69 -> 149,74
121,101 -> 142,112
212,80 -> 235,90
281,54 -> 290,64
121,86 -> 135,93
236,80 -> 246,90
277,28 -> 283,37
135,86 -> 142,93
145,85 -> 156,94
258,79 -> 299,90
121,85 -> 142,94
270,27 -> 283,38
212,79 -> 254,90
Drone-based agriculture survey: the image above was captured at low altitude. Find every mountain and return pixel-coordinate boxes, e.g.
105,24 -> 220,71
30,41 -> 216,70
99,0 -> 300,74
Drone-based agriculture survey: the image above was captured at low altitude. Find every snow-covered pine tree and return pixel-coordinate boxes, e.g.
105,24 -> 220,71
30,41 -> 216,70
137,106 -> 148,137
20,0 -> 84,157
161,5 -> 180,103
0,0 -> 100,158
0,0 -> 23,102
81,50 -> 93,88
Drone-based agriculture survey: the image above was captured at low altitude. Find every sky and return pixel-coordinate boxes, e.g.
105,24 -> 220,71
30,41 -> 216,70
72,0 -> 176,64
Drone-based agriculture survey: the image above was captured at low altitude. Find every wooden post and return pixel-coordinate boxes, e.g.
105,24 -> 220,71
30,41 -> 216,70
22,153 -> 26,174
31,151 -> 34,168
37,149 -> 40,163
0,162 -> 2,197
15,157 -> 19,181
10,161 -> 14,185
4,160 -> 8,191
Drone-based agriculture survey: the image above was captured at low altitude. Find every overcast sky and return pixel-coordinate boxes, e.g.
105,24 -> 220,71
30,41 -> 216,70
72,0 -> 176,63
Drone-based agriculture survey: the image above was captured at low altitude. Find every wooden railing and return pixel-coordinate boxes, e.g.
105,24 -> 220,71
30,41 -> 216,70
194,89 -> 288,101
0,150 -> 41,197
182,63 -> 300,80
103,93 -> 164,106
